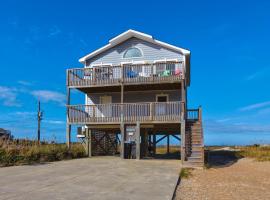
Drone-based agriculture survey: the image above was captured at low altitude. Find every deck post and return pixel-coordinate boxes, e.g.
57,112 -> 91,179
153,132 -> 156,156
120,83 -> 125,159
181,121 -> 185,164
136,121 -> 140,159
144,129 -> 148,157
66,87 -> 71,148
66,124 -> 71,148
167,135 -> 170,154
120,123 -> 125,158
87,128 -> 92,157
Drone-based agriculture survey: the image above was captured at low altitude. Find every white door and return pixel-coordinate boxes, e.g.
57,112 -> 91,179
100,96 -> 112,117
156,95 -> 168,116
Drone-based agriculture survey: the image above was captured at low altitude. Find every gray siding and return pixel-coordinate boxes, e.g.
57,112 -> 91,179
86,90 -> 182,105
85,37 -> 184,66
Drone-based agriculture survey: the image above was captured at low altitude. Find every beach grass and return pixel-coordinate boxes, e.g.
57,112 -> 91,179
0,139 -> 86,167
237,145 -> 270,161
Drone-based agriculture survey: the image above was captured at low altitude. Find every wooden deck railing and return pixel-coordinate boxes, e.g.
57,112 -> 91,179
67,61 -> 184,87
67,101 -> 183,124
187,108 -> 200,120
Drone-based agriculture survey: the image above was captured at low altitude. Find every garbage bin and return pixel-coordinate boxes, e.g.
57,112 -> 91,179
124,141 -> 131,159
130,141 -> 136,159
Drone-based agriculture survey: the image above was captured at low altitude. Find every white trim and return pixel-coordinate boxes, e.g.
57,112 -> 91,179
156,94 -> 169,102
89,63 -> 113,68
154,58 -> 179,63
120,60 -> 146,65
79,29 -> 190,63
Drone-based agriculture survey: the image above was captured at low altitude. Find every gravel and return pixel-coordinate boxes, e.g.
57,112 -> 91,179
175,158 -> 270,200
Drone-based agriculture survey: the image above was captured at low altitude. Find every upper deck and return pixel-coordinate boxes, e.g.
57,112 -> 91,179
67,61 -> 185,89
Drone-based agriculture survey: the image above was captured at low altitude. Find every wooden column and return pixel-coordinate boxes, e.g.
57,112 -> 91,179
181,121 -> 185,164
66,124 -> 71,148
167,135 -> 170,154
153,132 -> 156,156
144,129 -> 149,157
136,121 -> 140,160
120,123 -> 125,158
66,87 -> 71,148
120,83 -> 125,159
88,128 -> 92,157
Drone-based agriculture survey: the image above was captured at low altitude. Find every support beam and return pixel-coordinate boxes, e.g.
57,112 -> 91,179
136,122 -> 140,159
120,123 -> 125,158
172,134 -> 181,141
66,124 -> 71,148
88,128 -> 92,157
66,87 -> 71,148
181,121 -> 186,164
153,132 -> 156,156
167,135 -> 170,154
144,129 -> 148,157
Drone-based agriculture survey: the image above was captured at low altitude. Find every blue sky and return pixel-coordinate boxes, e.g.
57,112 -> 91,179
0,0 -> 270,145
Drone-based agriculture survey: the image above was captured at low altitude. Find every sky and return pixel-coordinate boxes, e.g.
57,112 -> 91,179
0,0 -> 270,145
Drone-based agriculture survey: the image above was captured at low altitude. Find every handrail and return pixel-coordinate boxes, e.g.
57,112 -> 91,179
68,101 -> 183,123
67,61 -> 185,87
187,108 -> 200,120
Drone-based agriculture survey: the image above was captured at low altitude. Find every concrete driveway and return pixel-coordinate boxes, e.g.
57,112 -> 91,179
0,157 -> 181,200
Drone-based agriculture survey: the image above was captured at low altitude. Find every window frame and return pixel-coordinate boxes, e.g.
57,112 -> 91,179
122,47 -> 143,59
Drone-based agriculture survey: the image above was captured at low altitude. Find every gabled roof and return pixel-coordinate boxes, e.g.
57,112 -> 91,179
79,29 -> 190,63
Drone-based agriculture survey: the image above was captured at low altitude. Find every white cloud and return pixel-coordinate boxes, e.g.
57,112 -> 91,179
44,120 -> 65,125
205,119 -> 270,134
239,101 -> 270,111
18,80 -> 33,86
31,90 -> 65,105
0,86 -> 20,107
48,25 -> 61,37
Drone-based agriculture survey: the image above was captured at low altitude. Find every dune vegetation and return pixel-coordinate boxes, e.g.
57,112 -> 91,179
0,139 -> 86,167
238,145 -> 270,161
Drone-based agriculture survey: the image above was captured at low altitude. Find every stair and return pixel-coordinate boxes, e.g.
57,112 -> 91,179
184,118 -> 204,168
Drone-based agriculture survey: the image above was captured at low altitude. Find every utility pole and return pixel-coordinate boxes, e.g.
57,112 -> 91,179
37,100 -> 43,143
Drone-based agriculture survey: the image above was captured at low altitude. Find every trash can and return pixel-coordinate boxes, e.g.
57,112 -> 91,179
124,141 -> 131,159
130,141 -> 136,159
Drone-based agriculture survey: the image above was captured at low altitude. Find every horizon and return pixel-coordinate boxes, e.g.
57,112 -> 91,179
0,0 -> 270,145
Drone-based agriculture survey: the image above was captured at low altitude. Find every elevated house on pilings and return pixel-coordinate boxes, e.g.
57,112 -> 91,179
66,29 -> 204,167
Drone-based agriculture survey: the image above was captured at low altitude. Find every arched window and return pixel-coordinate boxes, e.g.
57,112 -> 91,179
123,47 -> 142,58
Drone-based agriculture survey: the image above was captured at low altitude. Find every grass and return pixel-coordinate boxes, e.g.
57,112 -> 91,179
237,145 -> 270,161
0,139 -> 86,167
180,168 -> 193,179
156,145 -> 180,154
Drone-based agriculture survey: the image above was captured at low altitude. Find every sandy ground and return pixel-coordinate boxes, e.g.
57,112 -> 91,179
175,158 -> 270,200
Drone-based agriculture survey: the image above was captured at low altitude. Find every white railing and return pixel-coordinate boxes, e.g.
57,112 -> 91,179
67,61 -> 184,87
67,101 -> 183,123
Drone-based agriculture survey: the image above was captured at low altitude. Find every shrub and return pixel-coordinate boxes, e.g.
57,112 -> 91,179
0,139 -> 86,167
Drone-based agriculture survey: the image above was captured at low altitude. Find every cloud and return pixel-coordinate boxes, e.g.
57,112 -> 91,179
18,80 -> 33,86
245,68 -> 270,81
0,86 -> 21,107
48,26 -> 61,37
44,120 -> 65,125
31,90 -> 65,105
239,101 -> 270,111
205,119 -> 270,134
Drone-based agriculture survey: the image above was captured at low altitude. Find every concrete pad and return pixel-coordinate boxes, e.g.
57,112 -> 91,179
0,157 -> 181,200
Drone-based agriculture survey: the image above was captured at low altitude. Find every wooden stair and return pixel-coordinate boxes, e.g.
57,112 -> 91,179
184,109 -> 204,168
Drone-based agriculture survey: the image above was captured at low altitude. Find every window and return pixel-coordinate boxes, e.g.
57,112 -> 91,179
156,94 -> 168,102
123,47 -> 142,58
